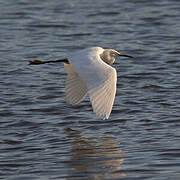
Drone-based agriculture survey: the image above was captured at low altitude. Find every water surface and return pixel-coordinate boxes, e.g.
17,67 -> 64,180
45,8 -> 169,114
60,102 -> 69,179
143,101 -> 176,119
0,0 -> 180,179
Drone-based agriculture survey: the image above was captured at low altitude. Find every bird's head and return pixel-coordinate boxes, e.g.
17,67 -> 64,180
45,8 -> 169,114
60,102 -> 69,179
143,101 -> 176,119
100,49 -> 133,65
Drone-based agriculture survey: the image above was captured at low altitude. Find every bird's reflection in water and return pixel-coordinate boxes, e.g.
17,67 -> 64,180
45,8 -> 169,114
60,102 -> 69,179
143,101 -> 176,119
66,128 -> 125,180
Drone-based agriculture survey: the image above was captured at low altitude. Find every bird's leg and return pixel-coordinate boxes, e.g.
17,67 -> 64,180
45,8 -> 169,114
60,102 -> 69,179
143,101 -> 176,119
29,59 -> 69,65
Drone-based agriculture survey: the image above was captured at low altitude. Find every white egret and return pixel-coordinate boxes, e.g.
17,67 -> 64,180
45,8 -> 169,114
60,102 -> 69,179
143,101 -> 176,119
29,47 -> 133,119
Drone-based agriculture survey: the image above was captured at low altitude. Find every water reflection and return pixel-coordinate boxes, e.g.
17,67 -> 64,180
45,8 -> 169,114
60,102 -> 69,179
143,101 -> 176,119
66,128 -> 125,179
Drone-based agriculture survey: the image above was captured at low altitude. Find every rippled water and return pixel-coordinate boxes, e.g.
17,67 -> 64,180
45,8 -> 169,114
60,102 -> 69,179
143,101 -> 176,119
1,0 -> 180,179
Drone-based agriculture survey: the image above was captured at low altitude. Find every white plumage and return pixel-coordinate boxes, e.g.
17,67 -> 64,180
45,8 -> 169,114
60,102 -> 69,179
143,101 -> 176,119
66,47 -> 117,119
30,46 -> 133,119
64,63 -> 88,105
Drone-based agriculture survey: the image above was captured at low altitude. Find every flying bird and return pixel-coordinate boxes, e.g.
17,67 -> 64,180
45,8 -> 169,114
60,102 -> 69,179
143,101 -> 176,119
29,47 -> 133,119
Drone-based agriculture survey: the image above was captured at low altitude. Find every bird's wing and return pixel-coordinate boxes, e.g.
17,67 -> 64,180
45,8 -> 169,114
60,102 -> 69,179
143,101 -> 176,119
89,67 -> 117,119
64,63 -> 88,105
68,47 -> 117,119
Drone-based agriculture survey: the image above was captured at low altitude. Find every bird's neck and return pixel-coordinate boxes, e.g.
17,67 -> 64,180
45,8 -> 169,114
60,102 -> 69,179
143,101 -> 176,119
100,53 -> 114,65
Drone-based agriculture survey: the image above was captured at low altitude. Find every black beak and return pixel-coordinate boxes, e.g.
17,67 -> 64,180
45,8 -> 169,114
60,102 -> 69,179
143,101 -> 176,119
118,54 -> 134,58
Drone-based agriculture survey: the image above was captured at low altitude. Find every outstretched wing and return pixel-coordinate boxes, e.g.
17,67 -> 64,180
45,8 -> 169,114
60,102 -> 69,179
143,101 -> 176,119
68,47 -> 117,119
64,63 -> 88,105
88,68 -> 116,119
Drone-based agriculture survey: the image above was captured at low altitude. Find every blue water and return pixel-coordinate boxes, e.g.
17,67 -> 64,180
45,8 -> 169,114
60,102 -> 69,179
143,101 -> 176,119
1,0 -> 180,179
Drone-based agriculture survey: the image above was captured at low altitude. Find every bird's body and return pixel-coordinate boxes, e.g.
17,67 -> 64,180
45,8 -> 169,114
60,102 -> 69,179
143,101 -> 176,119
65,47 -> 117,119
29,46 -> 133,119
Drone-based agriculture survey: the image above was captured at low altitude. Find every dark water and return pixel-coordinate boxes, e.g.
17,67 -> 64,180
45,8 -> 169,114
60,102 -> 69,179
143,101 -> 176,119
1,0 -> 180,179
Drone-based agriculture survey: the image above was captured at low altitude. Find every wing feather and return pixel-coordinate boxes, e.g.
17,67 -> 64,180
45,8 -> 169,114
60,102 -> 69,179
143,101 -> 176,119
68,47 -> 117,119
64,63 -> 88,105
89,68 -> 117,119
